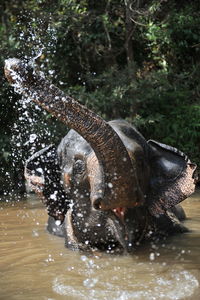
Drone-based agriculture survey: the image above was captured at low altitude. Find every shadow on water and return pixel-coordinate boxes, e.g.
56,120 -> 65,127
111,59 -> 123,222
0,190 -> 200,300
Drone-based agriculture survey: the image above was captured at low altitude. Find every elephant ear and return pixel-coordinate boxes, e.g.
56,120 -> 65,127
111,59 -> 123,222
25,145 -> 69,220
147,140 -> 197,216
25,145 -> 59,188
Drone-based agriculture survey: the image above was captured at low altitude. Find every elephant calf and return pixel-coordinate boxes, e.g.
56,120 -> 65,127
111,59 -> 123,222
4,58 -> 197,254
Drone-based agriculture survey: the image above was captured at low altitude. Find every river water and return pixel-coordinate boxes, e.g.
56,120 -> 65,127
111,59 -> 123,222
0,190 -> 200,300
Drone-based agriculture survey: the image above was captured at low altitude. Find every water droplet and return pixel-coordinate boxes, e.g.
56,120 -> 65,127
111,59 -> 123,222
83,278 -> 98,288
149,252 -> 155,261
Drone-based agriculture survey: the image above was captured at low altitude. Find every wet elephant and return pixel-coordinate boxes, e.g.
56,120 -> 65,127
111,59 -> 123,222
4,58 -> 197,253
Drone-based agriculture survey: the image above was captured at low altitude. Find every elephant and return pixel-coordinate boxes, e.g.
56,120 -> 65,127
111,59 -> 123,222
4,58 -> 197,253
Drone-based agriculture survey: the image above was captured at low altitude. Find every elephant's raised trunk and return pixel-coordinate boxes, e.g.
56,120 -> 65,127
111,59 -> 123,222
4,58 -> 144,210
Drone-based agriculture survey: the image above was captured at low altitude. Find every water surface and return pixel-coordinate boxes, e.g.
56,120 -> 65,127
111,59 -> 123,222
0,190 -> 200,299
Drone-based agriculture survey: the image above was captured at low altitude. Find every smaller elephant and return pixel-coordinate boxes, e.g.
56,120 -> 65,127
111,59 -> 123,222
4,58 -> 197,253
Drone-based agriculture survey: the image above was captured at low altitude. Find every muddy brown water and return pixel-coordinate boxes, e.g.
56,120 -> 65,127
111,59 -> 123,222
0,190 -> 200,300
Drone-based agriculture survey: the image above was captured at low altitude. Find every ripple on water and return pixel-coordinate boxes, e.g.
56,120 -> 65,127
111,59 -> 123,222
52,268 -> 199,300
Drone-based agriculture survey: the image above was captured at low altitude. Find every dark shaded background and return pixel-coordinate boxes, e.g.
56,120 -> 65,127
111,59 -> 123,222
0,0 -> 200,195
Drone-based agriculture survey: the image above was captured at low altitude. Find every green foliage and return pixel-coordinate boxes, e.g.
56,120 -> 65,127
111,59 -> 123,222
133,71 -> 200,165
140,1 -> 200,73
0,0 -> 200,193
68,68 -> 200,167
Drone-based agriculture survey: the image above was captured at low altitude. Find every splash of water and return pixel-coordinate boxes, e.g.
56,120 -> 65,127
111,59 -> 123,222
52,268 -> 199,300
6,15 -> 59,195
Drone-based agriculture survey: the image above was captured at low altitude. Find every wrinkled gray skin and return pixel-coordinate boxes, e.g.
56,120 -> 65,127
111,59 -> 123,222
26,119 -> 196,253
4,58 -> 197,254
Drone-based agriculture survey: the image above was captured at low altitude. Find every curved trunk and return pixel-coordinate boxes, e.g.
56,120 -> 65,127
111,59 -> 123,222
4,58 -> 144,210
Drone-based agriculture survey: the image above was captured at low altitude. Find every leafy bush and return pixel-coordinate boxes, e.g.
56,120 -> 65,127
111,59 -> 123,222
0,0 -> 199,193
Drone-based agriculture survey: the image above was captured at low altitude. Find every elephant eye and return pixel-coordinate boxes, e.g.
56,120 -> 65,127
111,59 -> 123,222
73,159 -> 85,174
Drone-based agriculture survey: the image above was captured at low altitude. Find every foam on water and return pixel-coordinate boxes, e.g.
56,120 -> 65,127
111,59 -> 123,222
52,268 -> 199,300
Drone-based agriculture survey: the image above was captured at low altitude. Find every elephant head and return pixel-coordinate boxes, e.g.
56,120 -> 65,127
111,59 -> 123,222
4,58 -> 144,213
4,58 -> 197,253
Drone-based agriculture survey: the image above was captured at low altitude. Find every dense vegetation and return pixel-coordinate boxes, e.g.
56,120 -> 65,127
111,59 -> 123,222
0,0 -> 200,194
